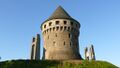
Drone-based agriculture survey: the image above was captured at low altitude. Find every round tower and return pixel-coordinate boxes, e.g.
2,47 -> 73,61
41,6 -> 82,60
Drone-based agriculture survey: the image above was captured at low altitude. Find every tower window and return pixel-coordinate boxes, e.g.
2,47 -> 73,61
70,42 -> 72,47
69,33 -> 70,38
50,28 -> 52,32
64,41 -> 65,45
64,21 -> 67,24
76,24 -> 77,27
68,27 -> 70,31
44,25 -> 46,28
70,22 -> 73,26
53,27 -> 55,31
49,22 -> 52,26
64,26 -> 67,30
60,26 -> 63,30
55,33 -> 57,37
56,26 -> 59,31
53,41 -> 55,46
48,35 -> 49,39
56,21 -> 59,25
32,38 -> 35,42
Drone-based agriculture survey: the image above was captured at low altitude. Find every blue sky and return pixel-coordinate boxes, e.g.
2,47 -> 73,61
0,0 -> 120,67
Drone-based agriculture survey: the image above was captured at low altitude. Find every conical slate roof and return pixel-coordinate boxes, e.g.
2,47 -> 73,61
47,6 -> 72,20
41,6 -> 80,29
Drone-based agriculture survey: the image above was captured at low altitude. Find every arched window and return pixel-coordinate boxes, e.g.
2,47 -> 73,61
44,25 -> 46,28
56,26 -> 59,31
64,21 -> 67,24
56,21 -> 59,25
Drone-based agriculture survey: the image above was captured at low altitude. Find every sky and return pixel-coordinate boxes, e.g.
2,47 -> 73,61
0,0 -> 120,67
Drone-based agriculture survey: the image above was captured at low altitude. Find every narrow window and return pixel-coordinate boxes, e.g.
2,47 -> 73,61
56,21 -> 59,25
55,33 -> 57,37
44,25 -> 46,28
49,22 -> 52,26
53,27 -> 55,31
64,26 -> 67,30
70,42 -> 72,47
47,29 -> 49,32
48,35 -> 49,39
32,37 -> 35,42
44,30 -> 46,34
69,33 -> 70,38
70,22 -> 73,26
64,21 -> 67,24
60,26 -> 63,30
76,24 -> 77,27
64,41 -> 65,46
53,41 -> 55,46
56,26 -> 59,31
50,28 -> 52,32
68,27 -> 70,31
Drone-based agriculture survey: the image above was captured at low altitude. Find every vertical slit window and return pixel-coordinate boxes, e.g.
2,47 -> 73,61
60,26 -> 63,31
53,41 -> 55,46
69,33 -> 70,38
48,35 -> 49,39
53,27 -> 55,31
49,22 -> 52,26
64,41 -> 65,46
55,33 -> 57,37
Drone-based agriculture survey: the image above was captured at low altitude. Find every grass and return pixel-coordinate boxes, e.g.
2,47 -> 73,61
0,60 -> 118,68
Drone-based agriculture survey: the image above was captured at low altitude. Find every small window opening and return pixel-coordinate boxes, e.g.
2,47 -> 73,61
55,33 -> 57,37
64,41 -> 65,45
56,26 -> 59,31
49,22 -> 52,26
64,26 -> 67,30
64,21 -> 67,24
70,22 -> 73,25
44,25 -> 46,28
56,21 -> 59,25
60,26 -> 63,30
53,27 -> 55,31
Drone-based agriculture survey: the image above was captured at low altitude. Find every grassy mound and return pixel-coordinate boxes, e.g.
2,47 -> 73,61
0,60 -> 118,68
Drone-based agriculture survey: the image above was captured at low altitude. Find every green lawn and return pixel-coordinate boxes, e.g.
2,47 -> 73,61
0,60 -> 118,68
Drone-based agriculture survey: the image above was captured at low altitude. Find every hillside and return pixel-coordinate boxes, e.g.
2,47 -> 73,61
0,60 -> 118,68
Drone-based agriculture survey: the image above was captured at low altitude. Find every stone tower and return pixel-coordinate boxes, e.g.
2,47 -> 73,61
85,47 -> 89,60
30,34 -> 40,60
41,6 -> 82,60
90,45 -> 96,60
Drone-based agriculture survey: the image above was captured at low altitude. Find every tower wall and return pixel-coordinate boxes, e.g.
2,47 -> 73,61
41,19 -> 81,60
30,34 -> 40,60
